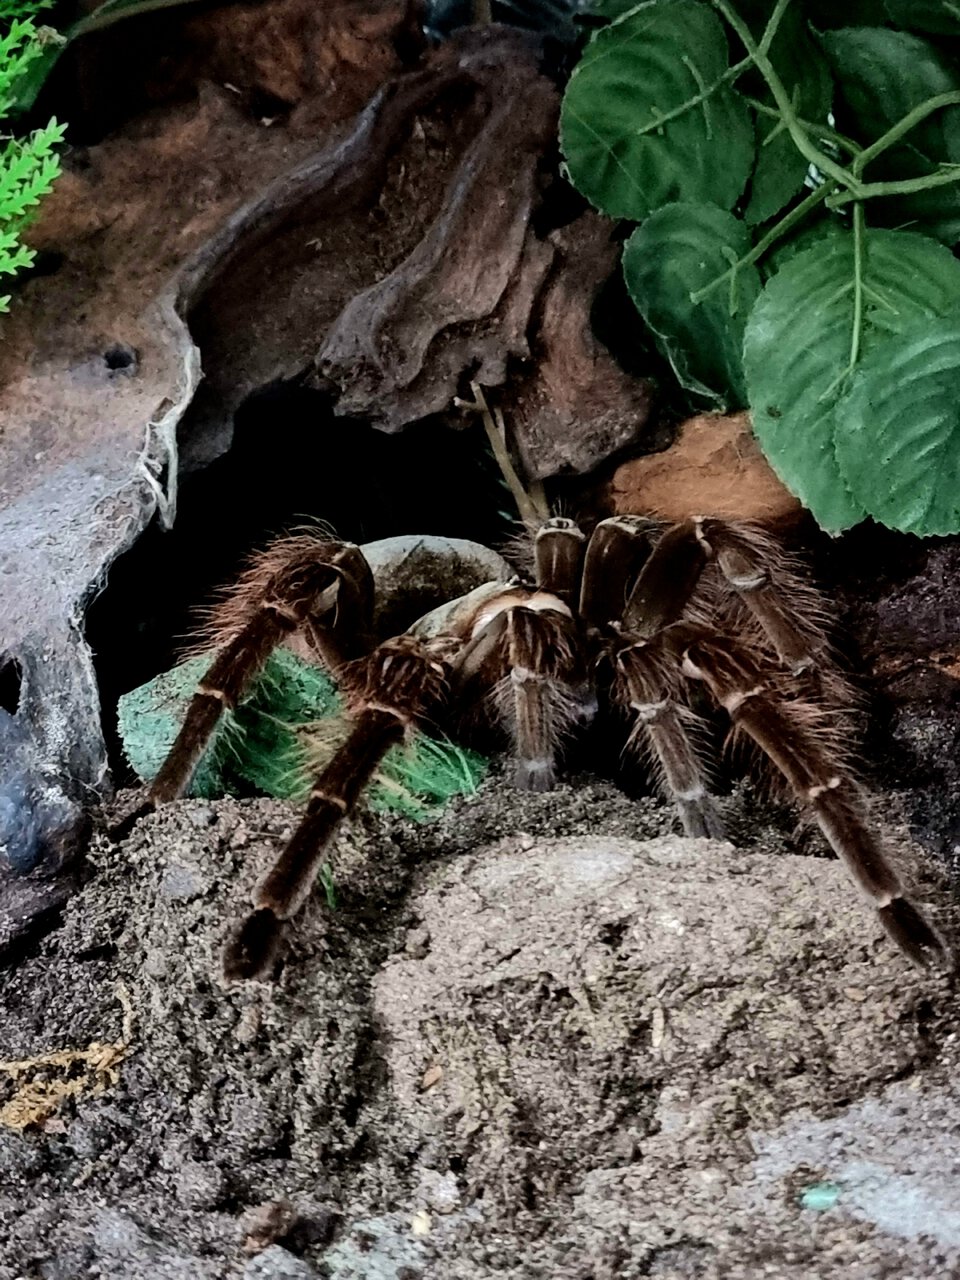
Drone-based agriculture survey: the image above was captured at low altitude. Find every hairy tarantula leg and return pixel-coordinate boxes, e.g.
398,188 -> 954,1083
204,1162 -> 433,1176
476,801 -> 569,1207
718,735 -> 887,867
149,539 -> 374,806
448,610 -> 509,701
708,523 -> 827,675
674,624 -> 947,966
302,544 -> 375,669
223,636 -> 449,982
614,641 -> 725,840
447,587 -> 583,792
534,518 -> 586,610
500,602 -> 582,792
621,519 -> 713,637
579,516 -> 657,630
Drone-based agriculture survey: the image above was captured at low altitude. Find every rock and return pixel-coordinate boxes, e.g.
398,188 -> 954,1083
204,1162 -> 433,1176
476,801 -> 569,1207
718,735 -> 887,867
604,410 -> 802,523
90,1208 -> 221,1278
375,832 -> 954,1276
243,1244 -> 318,1279
510,213 -> 655,479
360,534 -> 512,639
319,1214 -> 429,1280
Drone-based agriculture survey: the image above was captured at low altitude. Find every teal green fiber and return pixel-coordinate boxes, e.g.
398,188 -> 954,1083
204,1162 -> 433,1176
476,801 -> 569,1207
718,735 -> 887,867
117,647 -> 486,817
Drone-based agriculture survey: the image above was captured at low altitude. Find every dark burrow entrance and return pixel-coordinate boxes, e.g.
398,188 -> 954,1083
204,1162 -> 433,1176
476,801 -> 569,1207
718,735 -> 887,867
85,380 -> 540,782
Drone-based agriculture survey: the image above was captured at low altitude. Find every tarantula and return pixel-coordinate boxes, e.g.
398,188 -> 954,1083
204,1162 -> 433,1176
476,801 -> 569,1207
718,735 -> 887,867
142,515 -> 947,981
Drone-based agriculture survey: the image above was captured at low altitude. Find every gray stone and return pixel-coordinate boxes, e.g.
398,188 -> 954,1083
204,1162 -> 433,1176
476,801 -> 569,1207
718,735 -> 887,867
243,1244 -> 318,1279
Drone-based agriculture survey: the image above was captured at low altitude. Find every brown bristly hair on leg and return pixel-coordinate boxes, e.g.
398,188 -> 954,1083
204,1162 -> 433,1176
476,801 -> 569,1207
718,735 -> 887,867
533,517 -> 586,610
492,601 -> 582,792
696,519 -> 854,713
192,530 -> 374,667
149,533 -> 374,807
672,621 -> 949,967
613,637 -> 725,840
223,635 -> 451,982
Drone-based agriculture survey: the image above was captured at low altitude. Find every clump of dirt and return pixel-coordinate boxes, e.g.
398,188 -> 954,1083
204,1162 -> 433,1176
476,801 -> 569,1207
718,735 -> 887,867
13,510 -> 960,1280
0,776 -> 957,1279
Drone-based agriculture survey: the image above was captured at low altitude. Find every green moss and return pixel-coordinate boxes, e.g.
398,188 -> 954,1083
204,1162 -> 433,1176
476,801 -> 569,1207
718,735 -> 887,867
117,646 -> 487,818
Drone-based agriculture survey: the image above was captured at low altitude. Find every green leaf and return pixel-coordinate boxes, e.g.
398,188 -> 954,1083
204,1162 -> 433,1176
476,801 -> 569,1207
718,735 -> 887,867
6,41 -> 63,115
823,28 -> 960,156
622,201 -> 760,407
834,309 -> 960,534
743,228 -> 960,533
742,5 -> 833,226
822,27 -> 960,243
744,116 -> 805,227
559,0 -> 754,219
882,0 -> 960,36
762,213 -> 848,277
0,0 -> 53,15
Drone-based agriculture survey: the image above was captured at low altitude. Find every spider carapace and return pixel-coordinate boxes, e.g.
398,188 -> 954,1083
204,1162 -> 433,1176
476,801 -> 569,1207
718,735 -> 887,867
143,515 -> 948,980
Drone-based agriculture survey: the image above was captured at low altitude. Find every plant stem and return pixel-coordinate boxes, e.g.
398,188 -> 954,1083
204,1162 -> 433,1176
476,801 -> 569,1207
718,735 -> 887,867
754,0 -> 791,57
689,181 -> 834,305
827,165 -> 960,206
745,97 -> 862,157
853,91 -> 960,176
458,383 -> 548,527
616,0 -> 791,142
630,53 -> 756,139
713,0 -> 856,192
72,0 -> 206,36
849,201 -> 864,371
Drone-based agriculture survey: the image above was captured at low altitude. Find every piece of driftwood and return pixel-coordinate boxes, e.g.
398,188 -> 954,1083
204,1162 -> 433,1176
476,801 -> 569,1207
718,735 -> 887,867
314,47 -> 558,428
0,12 -> 655,923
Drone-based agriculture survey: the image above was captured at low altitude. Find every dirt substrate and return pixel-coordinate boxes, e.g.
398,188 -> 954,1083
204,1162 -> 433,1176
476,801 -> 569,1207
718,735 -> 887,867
1,775 -> 959,1279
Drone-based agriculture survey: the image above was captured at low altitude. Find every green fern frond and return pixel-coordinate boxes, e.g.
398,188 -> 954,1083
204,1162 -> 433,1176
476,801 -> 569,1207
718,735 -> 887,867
0,1 -> 64,314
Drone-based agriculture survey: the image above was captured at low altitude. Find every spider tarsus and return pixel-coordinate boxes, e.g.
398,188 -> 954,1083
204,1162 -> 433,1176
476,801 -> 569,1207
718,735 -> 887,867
678,796 -> 726,841
877,899 -> 951,970
223,908 -> 284,982
514,758 -> 557,792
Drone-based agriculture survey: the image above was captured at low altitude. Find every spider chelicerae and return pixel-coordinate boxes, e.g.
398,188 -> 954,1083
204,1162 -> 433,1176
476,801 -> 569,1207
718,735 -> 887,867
141,514 -> 947,980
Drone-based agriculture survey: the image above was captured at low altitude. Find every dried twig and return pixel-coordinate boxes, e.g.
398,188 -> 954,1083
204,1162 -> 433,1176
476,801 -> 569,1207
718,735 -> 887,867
457,382 -> 549,527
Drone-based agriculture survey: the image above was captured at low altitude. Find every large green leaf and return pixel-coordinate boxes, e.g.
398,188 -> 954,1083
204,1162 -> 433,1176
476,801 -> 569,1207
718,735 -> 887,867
559,0 -> 754,219
822,27 -> 960,243
743,228 -> 960,533
834,310 -> 960,535
622,201 -> 759,407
